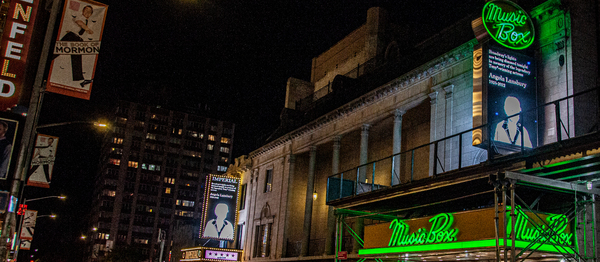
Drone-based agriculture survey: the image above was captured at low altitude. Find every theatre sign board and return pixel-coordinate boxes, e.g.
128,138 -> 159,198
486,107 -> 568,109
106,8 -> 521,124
482,0 -> 535,50
359,207 -> 574,256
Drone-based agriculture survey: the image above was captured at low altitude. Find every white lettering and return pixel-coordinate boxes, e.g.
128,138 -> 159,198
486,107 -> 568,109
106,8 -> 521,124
9,22 -> 27,38
0,80 -> 16,97
4,41 -> 23,60
5,41 -> 23,60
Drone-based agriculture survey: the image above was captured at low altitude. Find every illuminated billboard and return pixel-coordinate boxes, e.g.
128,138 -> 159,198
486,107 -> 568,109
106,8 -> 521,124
360,206 -> 574,255
486,46 -> 537,151
200,174 -> 241,241
46,0 -> 108,100
0,116 -> 20,180
482,0 -> 535,50
0,0 -> 40,111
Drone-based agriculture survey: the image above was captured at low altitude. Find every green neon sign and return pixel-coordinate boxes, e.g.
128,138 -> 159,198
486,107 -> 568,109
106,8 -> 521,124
388,213 -> 458,247
482,0 -> 535,50
507,206 -> 574,246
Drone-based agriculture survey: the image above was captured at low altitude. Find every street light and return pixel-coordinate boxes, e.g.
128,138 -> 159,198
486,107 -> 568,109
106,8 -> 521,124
36,121 -> 110,130
24,195 -> 66,203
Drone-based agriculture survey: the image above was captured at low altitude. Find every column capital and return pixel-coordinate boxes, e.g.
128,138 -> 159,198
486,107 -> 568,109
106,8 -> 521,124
361,124 -> 371,133
444,84 -> 454,100
309,145 -> 317,152
393,109 -> 406,121
333,135 -> 342,145
429,91 -> 438,105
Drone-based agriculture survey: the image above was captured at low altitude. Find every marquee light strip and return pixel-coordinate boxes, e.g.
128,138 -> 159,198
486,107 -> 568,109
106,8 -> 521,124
359,239 -> 575,255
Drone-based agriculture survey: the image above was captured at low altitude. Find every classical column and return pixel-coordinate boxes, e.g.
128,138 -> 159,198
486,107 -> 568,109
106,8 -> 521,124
281,154 -> 296,257
444,85 -> 455,170
301,146 -> 317,256
324,136 -> 341,255
429,90 -> 439,176
392,109 -> 405,185
354,125 -> 369,254
358,124 -> 370,183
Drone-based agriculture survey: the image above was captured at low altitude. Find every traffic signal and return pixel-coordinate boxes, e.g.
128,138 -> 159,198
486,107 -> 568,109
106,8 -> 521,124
17,204 -> 27,215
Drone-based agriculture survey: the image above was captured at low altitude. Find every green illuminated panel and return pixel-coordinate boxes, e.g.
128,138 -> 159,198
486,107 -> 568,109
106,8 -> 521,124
359,239 -> 575,255
482,1 -> 535,50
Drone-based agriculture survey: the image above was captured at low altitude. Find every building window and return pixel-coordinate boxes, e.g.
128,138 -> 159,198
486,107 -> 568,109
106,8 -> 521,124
112,137 -> 123,144
235,224 -> 244,249
253,223 -> 271,257
165,188 -> 171,194
176,199 -> 195,207
219,147 -> 230,153
217,165 -> 227,172
264,169 -> 273,193
172,128 -> 182,135
111,147 -> 123,155
109,158 -> 120,166
220,137 -> 230,144
239,184 -> 247,210
164,177 -> 175,184
128,161 -> 138,168
207,144 -> 214,151
208,135 -> 215,141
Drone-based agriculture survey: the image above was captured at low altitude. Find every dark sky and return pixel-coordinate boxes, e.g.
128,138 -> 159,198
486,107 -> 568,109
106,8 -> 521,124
59,0 -> 483,157
27,0 -> 484,260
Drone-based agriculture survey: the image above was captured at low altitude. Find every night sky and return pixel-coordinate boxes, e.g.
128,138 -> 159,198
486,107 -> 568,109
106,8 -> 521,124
24,0 -> 484,260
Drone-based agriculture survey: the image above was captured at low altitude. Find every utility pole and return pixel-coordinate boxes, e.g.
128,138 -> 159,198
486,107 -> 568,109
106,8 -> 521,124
0,0 -> 64,259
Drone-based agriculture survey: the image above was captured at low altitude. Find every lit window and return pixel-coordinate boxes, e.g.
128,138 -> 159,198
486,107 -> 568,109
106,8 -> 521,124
220,147 -> 230,153
112,137 -> 123,144
149,164 -> 156,171
128,161 -> 138,168
264,169 -> 273,193
111,148 -> 123,155
221,137 -> 230,144
165,188 -> 171,194
172,128 -> 182,135
207,144 -> 214,150
141,163 -> 147,170
164,177 -> 175,184
208,135 -> 215,141
217,165 -> 227,172
221,157 -> 228,163
146,133 -> 156,140
109,158 -> 120,166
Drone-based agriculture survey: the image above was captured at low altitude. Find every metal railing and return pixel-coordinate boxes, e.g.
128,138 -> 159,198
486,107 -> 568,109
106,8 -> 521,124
327,87 -> 600,202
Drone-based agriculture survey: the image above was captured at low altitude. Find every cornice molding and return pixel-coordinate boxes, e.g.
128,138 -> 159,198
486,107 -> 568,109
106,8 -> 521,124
249,39 -> 477,159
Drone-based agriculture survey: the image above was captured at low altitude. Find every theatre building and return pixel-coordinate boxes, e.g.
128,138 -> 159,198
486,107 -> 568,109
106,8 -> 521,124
236,1 -> 600,262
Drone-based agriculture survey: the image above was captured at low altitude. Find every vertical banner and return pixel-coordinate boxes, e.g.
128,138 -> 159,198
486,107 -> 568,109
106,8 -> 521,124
46,0 -> 108,100
0,0 -> 40,111
27,134 -> 58,188
486,45 -> 537,152
19,209 -> 37,250
19,209 -> 37,240
0,117 -> 19,180
200,175 -> 241,241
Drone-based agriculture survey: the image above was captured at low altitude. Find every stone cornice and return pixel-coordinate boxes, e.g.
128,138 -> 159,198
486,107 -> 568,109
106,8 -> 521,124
249,39 -> 478,159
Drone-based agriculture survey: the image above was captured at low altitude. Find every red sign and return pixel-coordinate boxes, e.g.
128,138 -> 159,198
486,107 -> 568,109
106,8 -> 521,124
0,0 -> 40,111
338,251 -> 348,260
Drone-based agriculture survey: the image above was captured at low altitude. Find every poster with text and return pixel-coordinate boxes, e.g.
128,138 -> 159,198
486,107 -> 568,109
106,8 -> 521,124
486,45 -> 537,152
27,134 -> 59,188
0,118 -> 19,180
46,0 -> 108,100
200,175 -> 240,241
20,210 -> 37,241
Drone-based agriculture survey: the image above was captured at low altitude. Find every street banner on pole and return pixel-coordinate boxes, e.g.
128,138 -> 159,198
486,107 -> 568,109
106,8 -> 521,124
19,210 -> 37,241
27,134 -> 58,188
46,0 -> 108,100
0,0 -> 40,111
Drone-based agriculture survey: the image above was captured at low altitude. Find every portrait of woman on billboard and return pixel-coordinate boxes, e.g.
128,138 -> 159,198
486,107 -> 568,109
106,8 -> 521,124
493,96 -> 532,148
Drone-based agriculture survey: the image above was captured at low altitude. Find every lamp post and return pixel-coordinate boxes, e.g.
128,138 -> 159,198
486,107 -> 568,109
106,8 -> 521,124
14,196 -> 65,261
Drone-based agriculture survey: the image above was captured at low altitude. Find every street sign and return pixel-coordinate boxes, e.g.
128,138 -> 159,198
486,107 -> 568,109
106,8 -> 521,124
338,251 -> 348,260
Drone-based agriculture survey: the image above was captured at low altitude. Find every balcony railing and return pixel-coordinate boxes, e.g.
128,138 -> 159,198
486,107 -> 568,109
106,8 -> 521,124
327,87 -> 600,203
